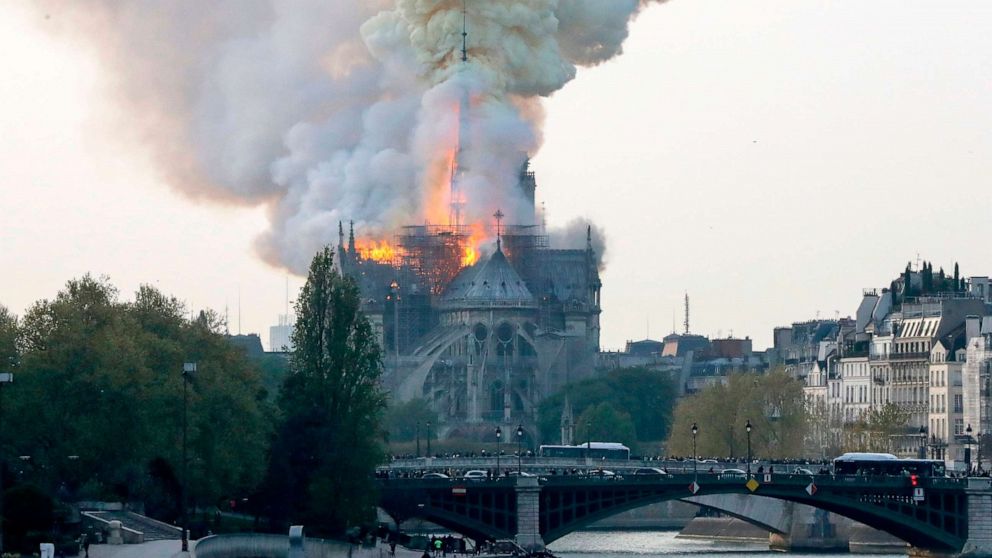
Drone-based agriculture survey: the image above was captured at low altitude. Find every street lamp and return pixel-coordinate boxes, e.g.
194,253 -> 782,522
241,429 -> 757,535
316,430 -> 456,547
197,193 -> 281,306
965,424 -> 973,475
918,425 -> 927,460
691,422 -> 698,482
978,432 -> 984,475
745,419 -> 753,479
426,421 -> 432,457
495,426 -> 502,477
0,371 -> 13,554
516,425 -> 524,474
181,362 -> 195,552
415,421 -> 420,458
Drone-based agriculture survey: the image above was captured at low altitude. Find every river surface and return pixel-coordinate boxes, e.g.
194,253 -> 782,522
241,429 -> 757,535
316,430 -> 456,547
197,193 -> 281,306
548,530 -> 907,558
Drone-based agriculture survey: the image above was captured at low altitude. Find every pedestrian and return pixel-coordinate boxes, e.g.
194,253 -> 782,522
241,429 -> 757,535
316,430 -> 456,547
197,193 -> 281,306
434,536 -> 443,556
81,533 -> 90,558
390,541 -> 397,555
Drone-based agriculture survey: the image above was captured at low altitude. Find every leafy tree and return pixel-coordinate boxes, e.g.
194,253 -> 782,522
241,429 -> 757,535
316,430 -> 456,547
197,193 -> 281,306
263,247 -> 386,536
574,403 -> 638,452
845,403 -> 907,453
538,367 -> 676,445
667,369 -> 808,459
0,305 -> 17,371
6,276 -> 270,521
384,398 -> 437,443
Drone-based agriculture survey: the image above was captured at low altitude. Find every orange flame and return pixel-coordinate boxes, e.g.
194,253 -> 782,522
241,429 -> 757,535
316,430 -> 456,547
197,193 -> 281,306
460,223 -> 486,267
355,239 -> 398,263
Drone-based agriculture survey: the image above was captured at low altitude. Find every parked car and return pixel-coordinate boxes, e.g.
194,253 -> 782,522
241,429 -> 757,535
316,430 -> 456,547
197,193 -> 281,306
719,468 -> 747,480
633,467 -> 672,477
793,467 -> 815,476
423,472 -> 450,479
462,470 -> 488,481
505,470 -> 535,477
586,469 -> 617,478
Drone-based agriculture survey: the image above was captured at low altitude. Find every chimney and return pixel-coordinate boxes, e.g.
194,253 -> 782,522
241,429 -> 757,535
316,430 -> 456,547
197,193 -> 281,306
966,315 -> 981,341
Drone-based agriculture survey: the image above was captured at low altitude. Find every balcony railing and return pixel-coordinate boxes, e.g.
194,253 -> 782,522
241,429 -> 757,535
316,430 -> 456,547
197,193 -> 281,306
869,351 -> 931,362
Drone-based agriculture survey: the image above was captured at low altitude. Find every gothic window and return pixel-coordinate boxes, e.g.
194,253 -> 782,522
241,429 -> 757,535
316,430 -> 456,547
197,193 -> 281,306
490,381 -> 504,413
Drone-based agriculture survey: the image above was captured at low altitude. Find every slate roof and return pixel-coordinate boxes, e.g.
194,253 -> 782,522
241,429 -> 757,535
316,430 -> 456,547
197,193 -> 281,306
441,246 -> 536,309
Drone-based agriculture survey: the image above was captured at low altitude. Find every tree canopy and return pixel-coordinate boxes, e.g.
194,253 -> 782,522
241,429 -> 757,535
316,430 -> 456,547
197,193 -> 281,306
667,369 -> 808,459
538,367 -> 677,448
2,276 -> 270,521
262,246 -> 386,536
384,398 -> 437,443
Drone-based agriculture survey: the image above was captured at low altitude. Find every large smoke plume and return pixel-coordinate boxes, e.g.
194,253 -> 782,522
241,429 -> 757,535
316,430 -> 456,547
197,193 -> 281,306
32,0 -> 663,272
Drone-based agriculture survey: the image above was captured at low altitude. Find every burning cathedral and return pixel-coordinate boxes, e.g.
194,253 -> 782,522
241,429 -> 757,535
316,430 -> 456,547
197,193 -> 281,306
338,166 -> 602,438
326,4 -> 622,440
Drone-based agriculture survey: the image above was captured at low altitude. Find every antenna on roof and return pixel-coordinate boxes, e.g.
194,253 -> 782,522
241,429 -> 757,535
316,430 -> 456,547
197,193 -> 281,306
684,292 -> 690,335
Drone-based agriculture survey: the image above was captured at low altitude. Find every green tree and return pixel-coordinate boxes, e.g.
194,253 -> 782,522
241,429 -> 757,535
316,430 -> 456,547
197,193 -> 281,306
538,367 -> 676,445
264,247 -> 386,536
667,369 -> 808,459
384,398 -> 437,443
0,305 -> 17,371
575,403 -> 638,452
846,403 -> 907,452
7,276 -> 270,521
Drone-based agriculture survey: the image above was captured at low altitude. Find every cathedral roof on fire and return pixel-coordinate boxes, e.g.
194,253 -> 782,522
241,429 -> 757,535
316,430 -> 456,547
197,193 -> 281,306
441,245 -> 537,309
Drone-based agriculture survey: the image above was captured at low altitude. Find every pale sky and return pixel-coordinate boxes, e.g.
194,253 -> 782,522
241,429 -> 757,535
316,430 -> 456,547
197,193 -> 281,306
2,1 -> 990,351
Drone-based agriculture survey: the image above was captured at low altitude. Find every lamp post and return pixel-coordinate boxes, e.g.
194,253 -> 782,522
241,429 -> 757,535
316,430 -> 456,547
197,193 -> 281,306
426,421 -> 432,457
0,371 -> 13,554
965,424 -> 973,475
691,422 -> 698,483
416,421 -> 420,458
978,432 -> 983,475
181,362 -> 195,552
918,425 -> 927,460
745,419 -> 753,479
495,426 -> 502,477
516,425 -> 523,474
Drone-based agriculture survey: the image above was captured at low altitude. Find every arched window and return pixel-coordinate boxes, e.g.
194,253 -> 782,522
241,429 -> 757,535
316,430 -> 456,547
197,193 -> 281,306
490,381 -> 505,413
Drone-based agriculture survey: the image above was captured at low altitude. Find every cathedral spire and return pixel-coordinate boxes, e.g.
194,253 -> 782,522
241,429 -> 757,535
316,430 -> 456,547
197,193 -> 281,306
348,220 -> 356,255
493,209 -> 504,252
461,0 -> 468,63
338,221 -> 345,253
449,0 -> 470,228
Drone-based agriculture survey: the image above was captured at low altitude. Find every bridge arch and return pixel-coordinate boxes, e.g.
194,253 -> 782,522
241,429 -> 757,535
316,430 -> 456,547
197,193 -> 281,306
378,475 -> 969,554
537,478 -> 964,552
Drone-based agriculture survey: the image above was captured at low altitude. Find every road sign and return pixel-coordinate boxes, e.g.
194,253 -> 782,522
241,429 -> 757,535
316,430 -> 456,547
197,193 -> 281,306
746,478 -> 760,492
452,486 -> 467,496
689,481 -> 700,494
763,473 -> 772,483
913,487 -> 925,502
806,482 -> 817,496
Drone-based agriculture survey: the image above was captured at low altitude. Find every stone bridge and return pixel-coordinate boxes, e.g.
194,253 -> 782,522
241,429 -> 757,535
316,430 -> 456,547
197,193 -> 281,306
376,473 -> 992,557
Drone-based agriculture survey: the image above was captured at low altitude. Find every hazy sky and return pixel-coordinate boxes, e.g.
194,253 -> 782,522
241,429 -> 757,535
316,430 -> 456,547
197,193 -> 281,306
2,1 -> 990,351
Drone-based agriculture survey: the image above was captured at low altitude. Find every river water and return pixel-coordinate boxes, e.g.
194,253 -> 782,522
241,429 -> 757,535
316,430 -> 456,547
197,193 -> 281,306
548,531 -> 907,558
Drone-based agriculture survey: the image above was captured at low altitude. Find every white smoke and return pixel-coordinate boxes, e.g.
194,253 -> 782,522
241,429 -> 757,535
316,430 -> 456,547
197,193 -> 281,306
548,217 -> 608,271
28,0 -> 664,273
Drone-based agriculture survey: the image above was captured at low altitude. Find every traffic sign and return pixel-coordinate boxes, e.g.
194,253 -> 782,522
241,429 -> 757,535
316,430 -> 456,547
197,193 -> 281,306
452,486 -> 467,496
689,481 -> 700,494
913,487 -> 925,502
806,482 -> 817,496
746,478 -> 760,492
